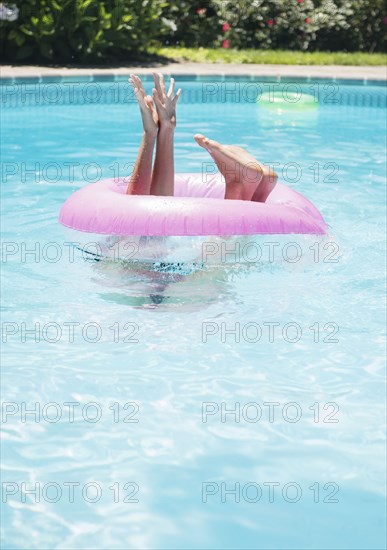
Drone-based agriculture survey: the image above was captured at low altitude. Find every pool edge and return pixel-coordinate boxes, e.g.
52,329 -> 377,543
1,62 -> 386,84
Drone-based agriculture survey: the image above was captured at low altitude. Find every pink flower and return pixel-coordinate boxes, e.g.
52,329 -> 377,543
196,8 -> 206,15
297,0 -> 304,3
384,16 -> 387,24
267,19 -> 274,26
305,17 -> 311,24
222,39 -> 230,48
222,22 -> 230,32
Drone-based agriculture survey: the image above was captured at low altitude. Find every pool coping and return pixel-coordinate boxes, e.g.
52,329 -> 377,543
1,62 -> 386,82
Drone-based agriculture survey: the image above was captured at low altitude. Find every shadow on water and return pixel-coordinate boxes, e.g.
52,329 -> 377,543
89,259 -> 246,311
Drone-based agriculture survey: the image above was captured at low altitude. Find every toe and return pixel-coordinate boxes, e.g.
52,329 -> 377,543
194,133 -> 206,143
194,134 -> 222,153
194,134 -> 211,150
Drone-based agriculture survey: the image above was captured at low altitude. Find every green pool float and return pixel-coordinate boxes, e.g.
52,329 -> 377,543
258,91 -> 319,111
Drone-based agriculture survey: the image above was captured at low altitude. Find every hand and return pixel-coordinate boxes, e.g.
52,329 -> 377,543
129,74 -> 158,136
152,73 -> 182,129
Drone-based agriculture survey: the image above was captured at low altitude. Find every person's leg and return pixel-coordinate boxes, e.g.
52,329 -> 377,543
150,73 -> 182,196
126,74 -> 158,195
194,134 -> 277,202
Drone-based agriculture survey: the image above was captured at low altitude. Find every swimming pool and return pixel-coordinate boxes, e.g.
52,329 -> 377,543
1,76 -> 386,549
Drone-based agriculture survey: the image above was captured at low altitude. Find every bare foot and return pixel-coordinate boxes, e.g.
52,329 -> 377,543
194,134 -> 277,202
152,73 -> 182,130
129,74 -> 158,137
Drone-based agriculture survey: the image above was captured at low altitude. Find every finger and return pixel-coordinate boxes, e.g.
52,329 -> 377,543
159,73 -> 167,96
153,72 -> 163,98
167,77 -> 175,98
130,74 -> 140,87
129,75 -> 140,92
133,87 -> 142,105
133,75 -> 146,99
134,87 -> 147,109
173,88 -> 182,105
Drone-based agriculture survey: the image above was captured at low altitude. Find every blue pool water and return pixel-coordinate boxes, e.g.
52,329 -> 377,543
1,77 -> 386,549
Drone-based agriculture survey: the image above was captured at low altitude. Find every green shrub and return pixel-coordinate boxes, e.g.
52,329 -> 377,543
0,0 -> 166,63
160,0 -> 386,53
314,0 -> 387,53
157,2 -> 221,48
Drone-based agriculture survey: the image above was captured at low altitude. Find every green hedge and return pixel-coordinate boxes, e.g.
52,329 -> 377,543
1,0 -> 386,64
0,0 -> 166,63
162,0 -> 387,53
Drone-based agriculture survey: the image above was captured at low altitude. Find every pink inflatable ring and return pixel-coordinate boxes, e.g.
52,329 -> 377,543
59,173 -> 326,236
